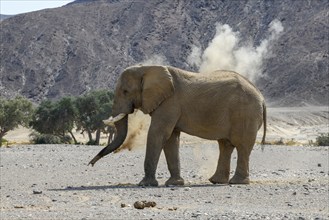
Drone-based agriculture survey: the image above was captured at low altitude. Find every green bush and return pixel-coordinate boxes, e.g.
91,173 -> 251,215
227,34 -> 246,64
61,135 -> 73,144
1,138 -> 8,147
29,132 -> 72,144
316,133 -> 329,146
86,139 -> 98,145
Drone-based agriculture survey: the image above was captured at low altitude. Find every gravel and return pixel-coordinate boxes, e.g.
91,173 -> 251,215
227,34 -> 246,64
0,143 -> 328,219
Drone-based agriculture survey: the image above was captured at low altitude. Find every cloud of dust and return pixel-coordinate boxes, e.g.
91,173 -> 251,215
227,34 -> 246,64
186,20 -> 283,178
187,45 -> 202,68
115,110 -> 150,152
192,144 -> 219,179
188,19 -> 284,82
141,54 -> 169,66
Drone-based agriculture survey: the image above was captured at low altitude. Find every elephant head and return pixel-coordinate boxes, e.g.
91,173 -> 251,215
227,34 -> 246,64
88,66 -> 174,166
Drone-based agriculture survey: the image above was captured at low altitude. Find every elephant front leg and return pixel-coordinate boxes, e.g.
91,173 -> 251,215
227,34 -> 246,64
138,107 -> 180,187
209,139 -> 234,184
138,138 -> 162,186
163,130 -> 184,186
138,122 -> 174,187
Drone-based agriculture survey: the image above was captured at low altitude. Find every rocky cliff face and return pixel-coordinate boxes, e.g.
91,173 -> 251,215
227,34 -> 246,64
0,0 -> 328,106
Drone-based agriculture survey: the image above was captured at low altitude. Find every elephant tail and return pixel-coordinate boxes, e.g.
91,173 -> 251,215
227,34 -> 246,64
261,101 -> 267,145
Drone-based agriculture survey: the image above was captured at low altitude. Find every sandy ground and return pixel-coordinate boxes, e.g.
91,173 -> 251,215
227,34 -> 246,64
264,106 -> 329,144
0,144 -> 328,219
0,106 -> 328,219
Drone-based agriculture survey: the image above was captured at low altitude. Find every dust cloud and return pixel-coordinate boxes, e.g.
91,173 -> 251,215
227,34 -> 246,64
141,54 -> 169,66
187,45 -> 202,68
186,19 -> 283,178
188,19 -> 284,82
192,143 -> 219,178
115,110 -> 150,152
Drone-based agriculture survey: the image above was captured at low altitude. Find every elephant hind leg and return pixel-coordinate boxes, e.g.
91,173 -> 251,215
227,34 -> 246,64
163,130 -> 184,186
229,147 -> 252,184
209,139 -> 235,184
229,136 -> 256,184
227,118 -> 259,185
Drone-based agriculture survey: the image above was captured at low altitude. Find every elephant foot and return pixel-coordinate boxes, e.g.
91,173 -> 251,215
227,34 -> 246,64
165,177 -> 185,186
229,175 -> 250,184
209,175 -> 229,184
138,177 -> 158,187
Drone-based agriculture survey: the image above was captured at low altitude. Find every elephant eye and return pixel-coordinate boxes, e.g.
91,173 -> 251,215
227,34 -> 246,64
123,89 -> 128,95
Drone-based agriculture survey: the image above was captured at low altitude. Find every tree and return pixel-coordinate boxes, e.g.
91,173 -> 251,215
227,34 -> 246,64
75,90 -> 114,145
53,97 -> 78,143
29,100 -> 54,135
0,96 -> 34,146
30,97 -> 77,144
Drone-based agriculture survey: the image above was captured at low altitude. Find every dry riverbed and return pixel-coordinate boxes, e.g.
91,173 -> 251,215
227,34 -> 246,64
0,143 -> 328,219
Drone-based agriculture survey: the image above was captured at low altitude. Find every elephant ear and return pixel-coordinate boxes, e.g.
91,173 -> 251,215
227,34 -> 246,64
141,66 -> 174,114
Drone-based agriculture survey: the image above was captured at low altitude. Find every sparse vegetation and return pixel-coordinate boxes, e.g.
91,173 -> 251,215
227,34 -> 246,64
315,133 -> 329,146
29,132 -> 64,145
28,90 -> 114,145
264,138 -> 299,146
1,90 -> 115,146
0,96 -> 34,147
285,138 -> 298,146
1,138 -> 8,147
75,90 -> 114,145
264,134 -> 329,147
29,97 -> 78,144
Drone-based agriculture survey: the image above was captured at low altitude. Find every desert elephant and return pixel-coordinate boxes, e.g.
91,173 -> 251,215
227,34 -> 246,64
89,65 -> 266,186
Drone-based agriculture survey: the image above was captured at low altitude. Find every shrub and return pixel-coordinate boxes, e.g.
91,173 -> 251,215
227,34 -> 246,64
86,139 -> 98,145
61,135 -> 73,144
1,138 -> 8,147
29,132 -> 72,144
285,138 -> 298,146
316,133 -> 329,146
273,138 -> 284,145
264,138 -> 300,146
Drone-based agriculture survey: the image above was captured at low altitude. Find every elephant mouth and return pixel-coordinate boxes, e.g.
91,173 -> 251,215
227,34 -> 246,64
103,102 -> 135,126
130,103 -> 136,113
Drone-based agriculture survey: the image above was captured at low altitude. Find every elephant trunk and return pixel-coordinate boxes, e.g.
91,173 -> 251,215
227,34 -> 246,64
88,114 -> 128,166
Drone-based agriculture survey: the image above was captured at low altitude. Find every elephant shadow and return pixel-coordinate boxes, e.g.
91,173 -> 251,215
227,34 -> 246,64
49,183 -> 227,191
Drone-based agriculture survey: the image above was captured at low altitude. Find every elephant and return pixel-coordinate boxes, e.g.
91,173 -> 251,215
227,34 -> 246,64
89,65 -> 266,186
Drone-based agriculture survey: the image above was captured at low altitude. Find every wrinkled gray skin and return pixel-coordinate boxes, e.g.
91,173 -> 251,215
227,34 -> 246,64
89,66 -> 266,186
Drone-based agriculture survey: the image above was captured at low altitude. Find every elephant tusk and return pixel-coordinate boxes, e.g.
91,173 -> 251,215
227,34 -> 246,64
103,113 -> 126,125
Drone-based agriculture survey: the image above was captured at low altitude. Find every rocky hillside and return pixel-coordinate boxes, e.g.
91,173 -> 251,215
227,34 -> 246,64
0,14 -> 13,21
0,0 -> 328,106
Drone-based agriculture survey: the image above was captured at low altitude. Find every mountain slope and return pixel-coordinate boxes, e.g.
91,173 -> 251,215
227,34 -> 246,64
0,0 -> 328,106
0,14 -> 14,21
